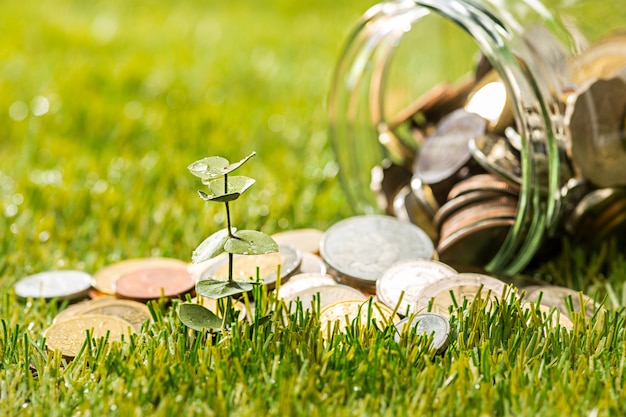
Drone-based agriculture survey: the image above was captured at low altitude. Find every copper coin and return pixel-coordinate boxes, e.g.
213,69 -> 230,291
376,259 -> 458,316
14,270 -> 92,300
446,173 -> 520,200
414,272 -> 507,315
433,190 -> 516,230
436,218 -> 514,272
414,109 -> 487,186
271,229 -> 324,255
199,244 -> 302,289
92,257 -> 189,295
115,263 -> 195,301
44,314 -> 134,358
438,199 -> 517,242
320,215 -> 435,290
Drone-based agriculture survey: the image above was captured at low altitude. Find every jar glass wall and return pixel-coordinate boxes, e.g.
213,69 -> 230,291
329,0 -> 626,274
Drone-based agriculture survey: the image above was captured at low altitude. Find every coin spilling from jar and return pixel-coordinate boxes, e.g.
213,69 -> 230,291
15,220 -> 601,358
373,30 -> 626,268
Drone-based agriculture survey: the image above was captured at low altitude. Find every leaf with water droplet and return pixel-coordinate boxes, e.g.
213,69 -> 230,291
225,152 -> 256,173
198,176 -> 256,203
225,230 -> 278,255
178,303 -> 223,331
188,156 -> 230,180
196,279 -> 256,299
192,227 -> 235,264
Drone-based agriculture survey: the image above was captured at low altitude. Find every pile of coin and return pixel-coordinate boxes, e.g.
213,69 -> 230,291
15,219 -> 600,357
374,30 -> 626,268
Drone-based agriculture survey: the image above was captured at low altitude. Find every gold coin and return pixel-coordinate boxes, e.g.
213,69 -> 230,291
92,258 -> 189,295
195,295 -> 248,322
271,229 -> 324,255
414,273 -> 507,316
524,303 -> 573,331
66,299 -> 152,331
44,314 -> 134,358
319,299 -> 400,336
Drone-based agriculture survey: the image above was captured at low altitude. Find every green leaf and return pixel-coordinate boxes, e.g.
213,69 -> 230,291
192,228 -> 235,264
188,152 -> 256,180
188,156 -> 230,180
196,279 -> 256,299
178,303 -> 223,331
198,176 -> 256,203
225,230 -> 279,255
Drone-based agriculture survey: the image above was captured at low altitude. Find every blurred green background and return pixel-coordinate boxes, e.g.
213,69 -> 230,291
0,0 -> 378,282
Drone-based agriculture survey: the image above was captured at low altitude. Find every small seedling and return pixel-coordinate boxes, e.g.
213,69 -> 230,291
178,152 -> 278,331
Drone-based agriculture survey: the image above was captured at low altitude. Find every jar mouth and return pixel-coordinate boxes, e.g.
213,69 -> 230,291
329,0 -> 567,275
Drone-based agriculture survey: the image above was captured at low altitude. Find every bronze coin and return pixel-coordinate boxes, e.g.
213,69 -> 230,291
438,199 -> 517,242
433,190 -> 516,230
437,217 -> 515,269
92,258 -> 189,295
447,173 -> 520,200
115,264 -> 195,301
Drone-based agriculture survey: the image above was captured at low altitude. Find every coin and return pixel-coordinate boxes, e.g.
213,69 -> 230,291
523,285 -> 598,318
376,259 -> 458,316
393,185 -> 439,241
414,272 -> 508,315
277,273 -> 338,301
195,295 -> 248,321
62,299 -> 152,331
565,188 -> 626,241
437,217 -> 515,269
53,299 -> 100,323
271,229 -> 324,255
319,299 -> 399,335
320,215 -> 435,290
282,284 -> 366,312
524,303 -> 574,331
92,258 -> 189,295
446,173 -> 520,200
413,109 -> 487,187
469,134 -> 522,185
393,312 -> 451,352
566,76 -> 626,187
569,32 -> 626,84
114,263 -> 195,301
199,244 -> 302,289
465,71 -> 513,134
44,314 -> 134,358
14,270 -> 92,300
298,253 -> 327,275
433,190 -> 516,230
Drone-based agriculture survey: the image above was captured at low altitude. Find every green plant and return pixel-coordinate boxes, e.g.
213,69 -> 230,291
178,152 -> 278,331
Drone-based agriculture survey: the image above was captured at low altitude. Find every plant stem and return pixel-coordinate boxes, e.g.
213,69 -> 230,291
223,173 -> 234,282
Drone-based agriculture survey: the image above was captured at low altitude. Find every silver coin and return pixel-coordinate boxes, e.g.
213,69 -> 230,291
320,215 -> 435,288
566,77 -> 626,187
14,270 -> 92,300
394,312 -> 451,352
376,259 -> 457,316
414,109 -> 487,185
523,285 -> 599,318
198,244 -> 302,290
282,284 -> 367,312
469,134 -> 522,185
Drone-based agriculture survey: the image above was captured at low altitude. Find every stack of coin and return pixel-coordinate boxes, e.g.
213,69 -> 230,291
375,30 -> 626,269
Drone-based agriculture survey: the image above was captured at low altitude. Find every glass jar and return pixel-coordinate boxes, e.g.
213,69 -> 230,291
329,0 -> 626,275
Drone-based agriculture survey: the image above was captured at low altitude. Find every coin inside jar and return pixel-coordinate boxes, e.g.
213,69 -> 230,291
320,215 -> 435,291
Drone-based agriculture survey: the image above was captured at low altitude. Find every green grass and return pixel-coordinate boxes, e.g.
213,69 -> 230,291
2,0 -> 626,416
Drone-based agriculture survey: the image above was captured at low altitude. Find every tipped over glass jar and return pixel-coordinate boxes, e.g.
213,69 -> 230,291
329,0 -> 626,275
